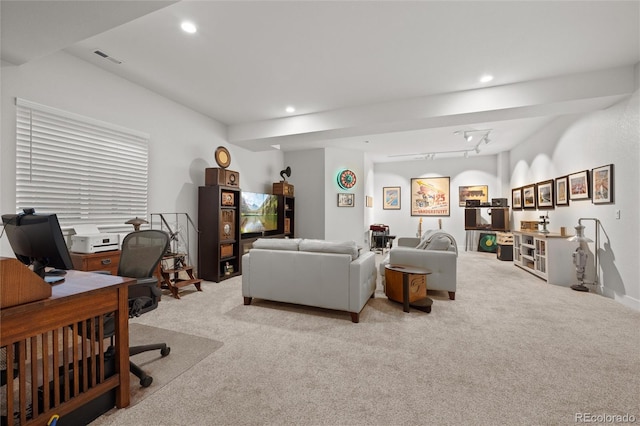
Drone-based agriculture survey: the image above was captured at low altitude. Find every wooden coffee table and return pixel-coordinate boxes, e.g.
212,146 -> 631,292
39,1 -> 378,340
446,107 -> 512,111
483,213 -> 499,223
384,264 -> 433,313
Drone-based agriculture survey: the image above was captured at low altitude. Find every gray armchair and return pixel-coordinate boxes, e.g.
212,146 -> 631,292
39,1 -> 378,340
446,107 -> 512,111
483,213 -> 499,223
380,230 -> 458,300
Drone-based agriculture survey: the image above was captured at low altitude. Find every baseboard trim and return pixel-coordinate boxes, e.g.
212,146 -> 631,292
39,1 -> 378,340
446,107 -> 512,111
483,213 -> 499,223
601,287 -> 640,311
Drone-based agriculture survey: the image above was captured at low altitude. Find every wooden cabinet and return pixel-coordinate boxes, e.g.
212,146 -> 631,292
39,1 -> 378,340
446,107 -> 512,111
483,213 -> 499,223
464,207 -> 509,231
513,231 -> 575,286
71,250 -> 121,275
198,185 -> 242,282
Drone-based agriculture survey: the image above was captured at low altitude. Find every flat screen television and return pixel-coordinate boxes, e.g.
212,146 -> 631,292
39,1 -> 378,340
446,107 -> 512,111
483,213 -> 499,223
2,209 -> 74,278
240,192 -> 278,234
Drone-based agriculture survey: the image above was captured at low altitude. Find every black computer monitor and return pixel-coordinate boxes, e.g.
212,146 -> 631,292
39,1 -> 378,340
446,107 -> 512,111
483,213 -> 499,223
2,209 -> 73,278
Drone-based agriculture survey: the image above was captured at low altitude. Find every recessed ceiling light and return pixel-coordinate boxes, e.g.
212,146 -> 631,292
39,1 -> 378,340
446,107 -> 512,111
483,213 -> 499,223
480,74 -> 494,83
181,21 -> 197,34
285,106 -> 295,113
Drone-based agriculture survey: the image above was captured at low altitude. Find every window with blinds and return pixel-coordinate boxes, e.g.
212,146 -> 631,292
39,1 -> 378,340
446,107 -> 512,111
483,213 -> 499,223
15,98 -> 149,228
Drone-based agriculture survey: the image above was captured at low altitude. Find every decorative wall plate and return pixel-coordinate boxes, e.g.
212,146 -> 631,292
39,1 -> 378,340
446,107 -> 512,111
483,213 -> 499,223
337,169 -> 357,190
215,146 -> 231,168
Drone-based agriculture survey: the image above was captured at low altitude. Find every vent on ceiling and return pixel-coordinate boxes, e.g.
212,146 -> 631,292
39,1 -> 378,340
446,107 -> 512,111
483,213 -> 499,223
94,50 -> 122,65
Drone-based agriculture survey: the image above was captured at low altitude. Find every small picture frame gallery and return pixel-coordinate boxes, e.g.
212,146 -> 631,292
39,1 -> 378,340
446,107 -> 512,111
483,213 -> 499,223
512,164 -> 614,212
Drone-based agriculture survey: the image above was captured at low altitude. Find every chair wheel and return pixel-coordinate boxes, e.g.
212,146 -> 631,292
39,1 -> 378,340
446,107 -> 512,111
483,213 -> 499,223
140,376 -> 153,387
161,347 -> 170,357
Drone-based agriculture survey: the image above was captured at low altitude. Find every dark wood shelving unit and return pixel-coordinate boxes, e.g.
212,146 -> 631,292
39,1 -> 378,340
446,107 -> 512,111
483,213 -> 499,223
240,194 -> 295,254
278,195 -> 295,238
198,185 -> 242,282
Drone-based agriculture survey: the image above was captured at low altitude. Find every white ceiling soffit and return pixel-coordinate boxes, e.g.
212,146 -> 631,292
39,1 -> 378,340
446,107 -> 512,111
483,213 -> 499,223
3,1 -> 638,163
0,0 -> 176,66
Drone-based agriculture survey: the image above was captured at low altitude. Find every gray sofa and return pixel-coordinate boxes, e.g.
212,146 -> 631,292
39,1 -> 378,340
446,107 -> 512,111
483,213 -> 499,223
380,230 -> 458,300
242,238 -> 377,322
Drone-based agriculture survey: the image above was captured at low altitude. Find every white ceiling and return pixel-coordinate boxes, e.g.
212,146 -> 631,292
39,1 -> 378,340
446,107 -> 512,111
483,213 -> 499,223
2,1 -> 639,163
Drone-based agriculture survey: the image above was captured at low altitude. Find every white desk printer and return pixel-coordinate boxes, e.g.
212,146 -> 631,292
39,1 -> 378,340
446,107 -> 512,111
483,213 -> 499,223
71,224 -> 119,253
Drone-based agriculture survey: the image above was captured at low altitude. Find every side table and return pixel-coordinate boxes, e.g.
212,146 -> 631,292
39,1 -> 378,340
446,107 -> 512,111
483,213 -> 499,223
384,264 -> 433,313
70,250 -> 121,275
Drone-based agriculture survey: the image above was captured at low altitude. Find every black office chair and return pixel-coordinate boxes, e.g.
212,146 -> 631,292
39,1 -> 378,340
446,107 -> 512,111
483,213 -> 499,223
106,229 -> 171,387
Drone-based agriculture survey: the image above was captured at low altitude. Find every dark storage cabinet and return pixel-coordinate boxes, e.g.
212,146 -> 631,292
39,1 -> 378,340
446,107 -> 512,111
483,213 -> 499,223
198,185 -> 242,282
278,195 -> 295,237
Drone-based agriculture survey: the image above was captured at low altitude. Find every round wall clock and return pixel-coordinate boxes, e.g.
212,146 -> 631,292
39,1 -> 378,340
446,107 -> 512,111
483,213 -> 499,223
215,146 -> 231,168
337,169 -> 357,190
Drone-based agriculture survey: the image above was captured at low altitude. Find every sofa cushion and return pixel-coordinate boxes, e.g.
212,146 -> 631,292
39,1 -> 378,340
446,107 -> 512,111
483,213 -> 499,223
252,238 -> 301,251
299,239 -> 359,260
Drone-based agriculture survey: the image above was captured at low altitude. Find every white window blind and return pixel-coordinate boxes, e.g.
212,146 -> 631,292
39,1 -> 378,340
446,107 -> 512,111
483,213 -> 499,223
15,98 -> 149,228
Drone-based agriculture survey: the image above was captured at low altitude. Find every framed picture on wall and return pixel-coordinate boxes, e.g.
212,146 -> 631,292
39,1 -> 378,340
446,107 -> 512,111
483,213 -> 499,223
410,177 -> 450,216
382,187 -> 401,210
536,180 -> 554,209
337,193 -> 354,207
512,187 -> 522,210
458,185 -> 488,207
522,184 -> 537,209
555,176 -> 569,206
365,195 -> 373,208
592,164 -> 614,204
569,170 -> 590,200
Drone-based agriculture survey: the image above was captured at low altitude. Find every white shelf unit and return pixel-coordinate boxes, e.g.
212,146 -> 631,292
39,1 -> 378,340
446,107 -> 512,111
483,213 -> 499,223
513,231 -> 576,286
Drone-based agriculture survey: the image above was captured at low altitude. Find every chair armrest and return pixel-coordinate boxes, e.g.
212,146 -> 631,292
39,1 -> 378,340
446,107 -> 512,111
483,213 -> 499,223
397,237 -> 420,247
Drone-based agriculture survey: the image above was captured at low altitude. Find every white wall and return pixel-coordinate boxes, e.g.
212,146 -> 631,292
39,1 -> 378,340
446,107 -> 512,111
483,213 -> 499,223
283,149 -> 325,240
510,91 -> 640,310
0,51 -> 284,257
374,156 -> 500,249
324,147 -> 367,245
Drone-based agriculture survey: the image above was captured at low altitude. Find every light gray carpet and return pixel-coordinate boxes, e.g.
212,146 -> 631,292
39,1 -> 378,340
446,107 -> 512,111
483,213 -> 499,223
91,323 -> 223,423
90,251 -> 639,425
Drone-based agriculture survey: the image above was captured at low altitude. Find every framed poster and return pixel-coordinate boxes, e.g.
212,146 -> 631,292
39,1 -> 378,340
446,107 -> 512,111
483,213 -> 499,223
555,176 -> 569,206
337,193 -> 354,207
458,185 -> 488,207
365,195 -> 373,208
522,184 -> 537,209
536,180 -> 554,209
411,177 -> 450,216
569,170 -> 590,200
592,164 -> 614,204
512,187 -> 522,210
382,187 -> 401,210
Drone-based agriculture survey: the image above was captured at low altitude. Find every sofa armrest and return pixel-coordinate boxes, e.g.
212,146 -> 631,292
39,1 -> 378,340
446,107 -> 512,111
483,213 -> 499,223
349,251 -> 377,312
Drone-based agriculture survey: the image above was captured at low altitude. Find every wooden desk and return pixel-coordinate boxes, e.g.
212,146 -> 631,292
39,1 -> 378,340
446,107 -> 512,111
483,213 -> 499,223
1,267 -> 133,425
